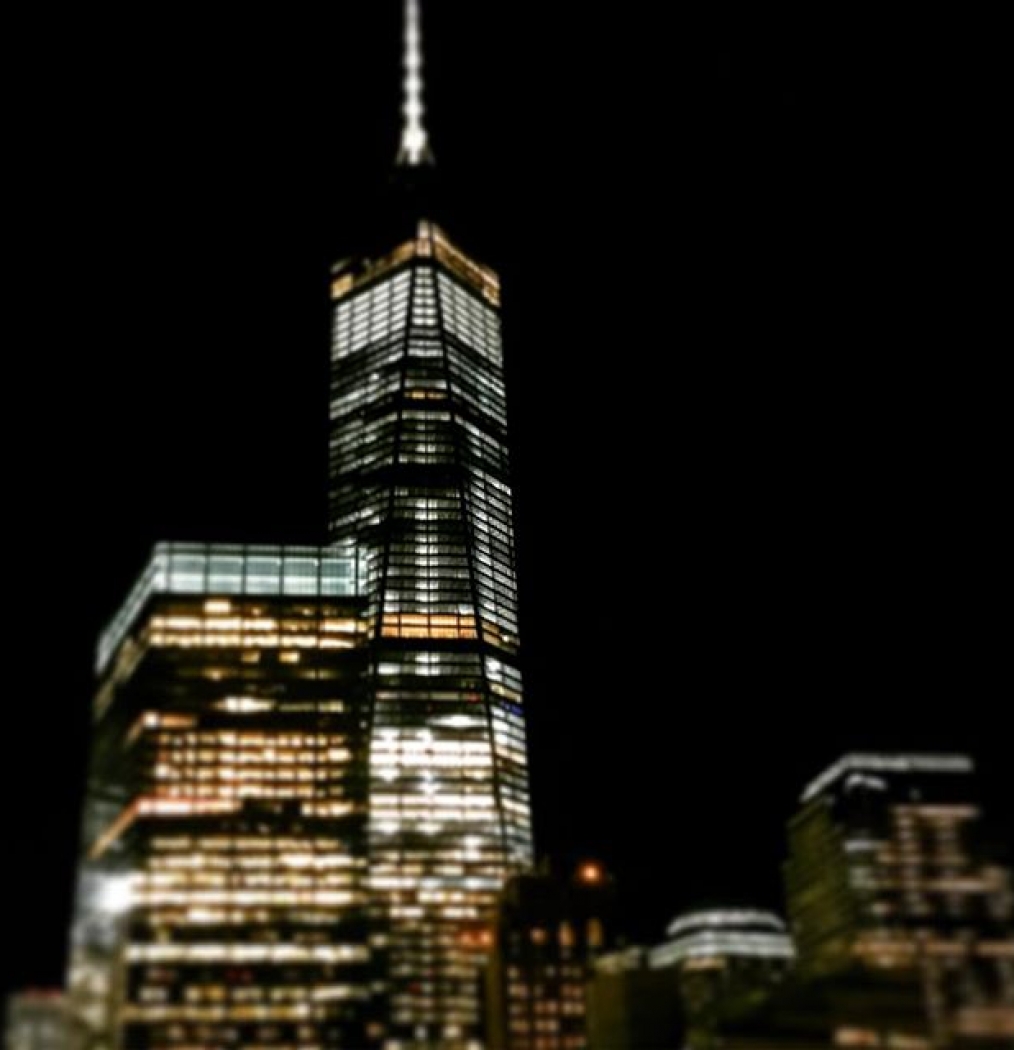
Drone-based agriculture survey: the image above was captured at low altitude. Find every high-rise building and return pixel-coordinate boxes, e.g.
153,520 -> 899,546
4,991 -> 69,1050
328,214 -> 532,1045
326,3 -> 533,1042
66,3 -> 534,1048
67,544 -> 384,1050
485,864 -> 615,1050
784,753 -> 1014,1047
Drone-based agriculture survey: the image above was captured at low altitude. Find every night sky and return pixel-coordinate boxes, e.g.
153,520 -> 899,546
4,7 -> 1007,998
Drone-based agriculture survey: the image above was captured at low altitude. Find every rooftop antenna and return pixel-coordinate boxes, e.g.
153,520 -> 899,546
396,0 -> 435,166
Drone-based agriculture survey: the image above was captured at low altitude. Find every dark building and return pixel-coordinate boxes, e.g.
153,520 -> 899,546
582,909 -> 793,1050
709,971 -> 929,1049
784,753 -> 1014,1046
586,950 -> 685,1050
4,992 -> 69,1050
649,909 -> 794,1047
67,544 -> 382,1050
486,865 -> 615,1050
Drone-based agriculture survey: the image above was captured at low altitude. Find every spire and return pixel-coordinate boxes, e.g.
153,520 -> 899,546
396,0 -> 434,167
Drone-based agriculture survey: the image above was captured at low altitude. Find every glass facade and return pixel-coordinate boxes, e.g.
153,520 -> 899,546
329,220 -> 533,1046
68,545 -> 383,1050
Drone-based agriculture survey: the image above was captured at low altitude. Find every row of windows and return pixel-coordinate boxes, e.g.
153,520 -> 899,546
437,274 -> 502,366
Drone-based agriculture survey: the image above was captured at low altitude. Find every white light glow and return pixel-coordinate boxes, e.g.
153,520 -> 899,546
397,0 -> 433,166
98,874 -> 133,916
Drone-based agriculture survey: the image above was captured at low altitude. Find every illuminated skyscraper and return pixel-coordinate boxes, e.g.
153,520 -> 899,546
785,753 -> 1014,1046
327,3 -> 534,1039
68,4 -> 532,1049
328,218 -> 532,1045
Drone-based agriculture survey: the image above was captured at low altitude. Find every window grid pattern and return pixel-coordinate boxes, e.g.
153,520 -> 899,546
69,588 -> 383,1050
97,543 -> 359,674
329,223 -> 533,1048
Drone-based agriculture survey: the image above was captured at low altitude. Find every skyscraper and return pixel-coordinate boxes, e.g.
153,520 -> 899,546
324,3 -> 534,1043
67,4 -> 533,1048
784,753 -> 1014,1046
328,215 -> 532,1044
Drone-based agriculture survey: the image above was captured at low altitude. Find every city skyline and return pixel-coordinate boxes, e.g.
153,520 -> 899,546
4,3 -> 1007,1011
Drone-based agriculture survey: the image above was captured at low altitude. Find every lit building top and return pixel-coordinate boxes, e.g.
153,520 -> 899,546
97,542 -> 361,673
331,219 -> 501,307
650,910 -> 795,970
800,752 -> 974,804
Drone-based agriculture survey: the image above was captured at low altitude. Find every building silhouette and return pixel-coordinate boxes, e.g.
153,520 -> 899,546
586,949 -> 685,1050
650,909 -> 794,1046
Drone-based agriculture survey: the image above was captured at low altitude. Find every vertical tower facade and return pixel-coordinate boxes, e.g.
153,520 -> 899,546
329,219 -> 533,1045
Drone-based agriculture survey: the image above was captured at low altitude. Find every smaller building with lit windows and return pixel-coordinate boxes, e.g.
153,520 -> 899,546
486,863 -> 616,1050
784,753 -> 1014,1047
67,543 -> 385,1050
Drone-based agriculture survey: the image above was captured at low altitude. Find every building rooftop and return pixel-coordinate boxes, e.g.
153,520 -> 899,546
651,909 -> 795,970
97,542 -> 361,673
800,752 -> 974,804
330,220 -> 500,307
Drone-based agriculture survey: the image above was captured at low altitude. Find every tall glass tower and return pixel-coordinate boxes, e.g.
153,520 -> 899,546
66,5 -> 533,1049
327,4 -> 534,1043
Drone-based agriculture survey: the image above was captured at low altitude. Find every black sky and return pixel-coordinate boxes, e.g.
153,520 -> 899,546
3,6 -> 1008,996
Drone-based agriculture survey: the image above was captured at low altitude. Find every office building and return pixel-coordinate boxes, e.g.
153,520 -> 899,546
325,4 -> 533,1041
784,753 -> 1014,1046
67,544 -> 383,1050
